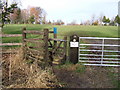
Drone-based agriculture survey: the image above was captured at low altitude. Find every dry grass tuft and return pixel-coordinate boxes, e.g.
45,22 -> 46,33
3,48 -> 60,88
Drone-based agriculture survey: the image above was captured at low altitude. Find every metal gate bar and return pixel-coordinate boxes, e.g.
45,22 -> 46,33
79,37 -> 120,67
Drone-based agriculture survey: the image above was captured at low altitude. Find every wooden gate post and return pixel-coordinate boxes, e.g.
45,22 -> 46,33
44,29 -> 49,65
60,36 -> 68,64
69,35 -> 79,64
63,36 -> 67,62
22,27 -> 26,60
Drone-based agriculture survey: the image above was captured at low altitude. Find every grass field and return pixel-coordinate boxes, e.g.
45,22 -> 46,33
2,24 -> 119,43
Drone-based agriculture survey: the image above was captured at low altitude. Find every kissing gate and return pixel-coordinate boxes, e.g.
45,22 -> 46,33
70,35 -> 120,67
22,27 -> 67,65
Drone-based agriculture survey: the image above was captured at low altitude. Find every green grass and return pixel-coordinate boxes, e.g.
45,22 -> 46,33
2,24 -> 53,34
56,25 -> 118,37
75,63 -> 86,73
2,24 -> 119,44
3,24 -> 118,37
107,67 -> 120,88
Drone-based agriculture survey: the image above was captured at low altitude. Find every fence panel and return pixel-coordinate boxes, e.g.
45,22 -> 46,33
22,28 -> 47,61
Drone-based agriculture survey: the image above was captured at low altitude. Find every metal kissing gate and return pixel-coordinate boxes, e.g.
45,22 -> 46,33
79,37 -> 120,67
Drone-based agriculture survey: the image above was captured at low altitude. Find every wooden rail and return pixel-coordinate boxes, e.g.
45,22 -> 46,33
0,43 -> 22,46
24,39 -> 44,44
1,34 -> 22,46
49,38 -> 67,42
1,34 -> 22,37
49,31 -> 54,33
23,30 -> 44,35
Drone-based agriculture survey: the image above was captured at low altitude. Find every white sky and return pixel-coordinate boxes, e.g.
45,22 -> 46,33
18,0 -> 119,23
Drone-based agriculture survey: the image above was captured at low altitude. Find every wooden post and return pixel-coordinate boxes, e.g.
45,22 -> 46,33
69,35 -> 79,64
53,27 -> 57,49
61,36 -> 67,64
44,29 -> 49,65
22,27 -> 26,60
0,26 -> 2,87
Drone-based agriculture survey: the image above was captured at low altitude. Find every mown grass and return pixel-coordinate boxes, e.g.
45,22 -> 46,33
2,24 -> 118,36
2,24 -> 53,34
56,25 -> 118,37
2,24 -> 118,48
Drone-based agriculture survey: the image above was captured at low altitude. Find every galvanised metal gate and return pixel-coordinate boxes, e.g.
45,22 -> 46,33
79,37 -> 120,67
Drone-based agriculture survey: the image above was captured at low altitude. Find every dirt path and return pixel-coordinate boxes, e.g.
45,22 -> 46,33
53,64 -> 118,88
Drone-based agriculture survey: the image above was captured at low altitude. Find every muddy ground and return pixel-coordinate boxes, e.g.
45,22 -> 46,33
53,64 -> 119,88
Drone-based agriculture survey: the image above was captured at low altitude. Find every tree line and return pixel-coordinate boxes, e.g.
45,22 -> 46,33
67,15 -> 120,26
10,6 -> 47,24
0,0 -> 119,26
101,15 -> 120,26
0,0 -> 47,27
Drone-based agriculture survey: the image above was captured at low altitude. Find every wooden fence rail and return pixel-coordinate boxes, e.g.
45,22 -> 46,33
23,30 -> 44,35
0,43 -> 22,46
1,34 -> 22,37
0,34 -> 22,46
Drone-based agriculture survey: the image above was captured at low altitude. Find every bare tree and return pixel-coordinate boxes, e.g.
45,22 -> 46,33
91,14 -> 95,25
70,20 -> 77,25
85,20 -> 90,25
29,6 -> 46,24
41,9 -> 47,24
21,9 -> 29,24
98,13 -> 104,26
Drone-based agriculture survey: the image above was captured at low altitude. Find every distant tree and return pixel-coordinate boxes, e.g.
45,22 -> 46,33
21,9 -> 29,24
54,20 -> 64,25
80,21 -> 83,25
42,14 -> 46,24
93,20 -> 99,25
98,13 -> 104,25
0,0 -> 17,27
61,21 -> 65,25
102,16 -> 110,25
42,10 -> 47,24
91,14 -> 95,25
102,16 -> 107,24
106,18 -> 110,23
29,15 -> 35,24
109,21 -> 115,26
85,20 -> 90,25
29,6 -> 46,24
16,8 -> 21,23
70,20 -> 77,25
114,15 -> 120,24
48,20 -> 52,24
109,17 -> 115,26
10,8 -> 21,24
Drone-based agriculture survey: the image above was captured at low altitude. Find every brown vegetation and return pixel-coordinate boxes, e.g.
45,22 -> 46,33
2,48 -> 61,88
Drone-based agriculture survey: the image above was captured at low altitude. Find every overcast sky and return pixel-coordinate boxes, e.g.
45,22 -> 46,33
19,0 -> 120,24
